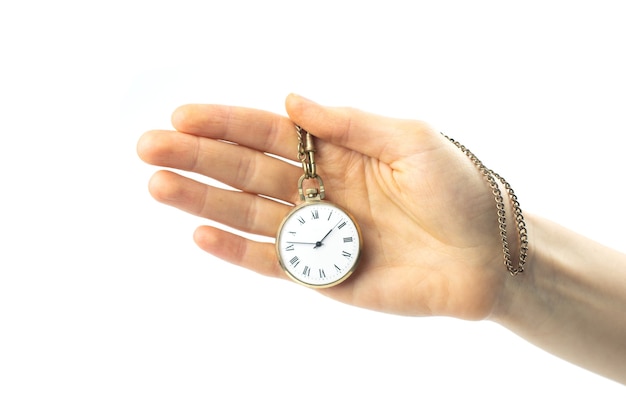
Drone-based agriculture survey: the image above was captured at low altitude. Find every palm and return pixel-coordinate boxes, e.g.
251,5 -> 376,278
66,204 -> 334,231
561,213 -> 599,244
138,96 -> 506,320
314,130 -> 503,319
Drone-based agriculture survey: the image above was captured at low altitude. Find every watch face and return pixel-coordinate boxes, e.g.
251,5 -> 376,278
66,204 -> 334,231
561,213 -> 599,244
276,202 -> 362,288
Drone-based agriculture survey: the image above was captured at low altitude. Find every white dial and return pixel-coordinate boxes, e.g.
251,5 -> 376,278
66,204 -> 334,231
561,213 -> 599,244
276,201 -> 362,288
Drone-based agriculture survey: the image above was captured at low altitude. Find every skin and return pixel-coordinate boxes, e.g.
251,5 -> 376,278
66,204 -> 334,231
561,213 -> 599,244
137,94 -> 626,384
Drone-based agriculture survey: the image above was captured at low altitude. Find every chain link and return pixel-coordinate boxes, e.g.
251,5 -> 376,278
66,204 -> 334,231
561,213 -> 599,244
295,125 -> 325,201
296,125 -> 316,178
442,133 -> 528,276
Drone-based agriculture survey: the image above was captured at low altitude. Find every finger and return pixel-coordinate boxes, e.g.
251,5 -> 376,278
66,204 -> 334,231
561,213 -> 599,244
285,94 -> 440,164
138,130 -> 302,203
194,226 -> 286,278
171,104 -> 297,160
148,170 -> 290,237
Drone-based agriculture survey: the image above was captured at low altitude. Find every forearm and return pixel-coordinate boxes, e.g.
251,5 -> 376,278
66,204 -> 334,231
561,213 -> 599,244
490,214 -> 626,384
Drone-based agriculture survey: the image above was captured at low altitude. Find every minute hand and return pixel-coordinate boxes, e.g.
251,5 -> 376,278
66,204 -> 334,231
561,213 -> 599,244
314,219 -> 342,249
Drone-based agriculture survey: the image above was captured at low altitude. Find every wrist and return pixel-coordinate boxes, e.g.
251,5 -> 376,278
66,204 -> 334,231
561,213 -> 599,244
488,213 -> 543,324
488,214 -> 626,383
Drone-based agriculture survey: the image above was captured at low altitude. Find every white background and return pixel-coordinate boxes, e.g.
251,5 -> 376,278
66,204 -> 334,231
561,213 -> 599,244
1,0 -> 624,415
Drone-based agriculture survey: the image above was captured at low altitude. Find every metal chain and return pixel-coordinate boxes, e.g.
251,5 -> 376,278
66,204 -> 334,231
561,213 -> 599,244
442,133 -> 528,276
296,125 -> 316,178
295,125 -> 325,201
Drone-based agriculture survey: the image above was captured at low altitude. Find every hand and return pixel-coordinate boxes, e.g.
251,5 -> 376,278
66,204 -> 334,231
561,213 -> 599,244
285,241 -> 317,246
137,94 -> 508,319
313,219 -> 342,249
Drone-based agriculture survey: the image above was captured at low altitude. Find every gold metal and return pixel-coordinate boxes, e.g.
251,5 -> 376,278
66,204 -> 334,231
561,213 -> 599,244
296,125 -> 326,201
442,133 -> 528,276
298,174 -> 325,201
296,125 -> 318,179
275,125 -> 362,288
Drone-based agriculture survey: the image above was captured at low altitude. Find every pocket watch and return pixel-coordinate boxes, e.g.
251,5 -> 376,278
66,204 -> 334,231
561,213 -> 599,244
276,126 -> 362,288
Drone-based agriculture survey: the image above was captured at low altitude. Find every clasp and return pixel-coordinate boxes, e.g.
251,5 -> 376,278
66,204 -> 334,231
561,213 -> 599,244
298,174 -> 325,201
296,126 -> 317,178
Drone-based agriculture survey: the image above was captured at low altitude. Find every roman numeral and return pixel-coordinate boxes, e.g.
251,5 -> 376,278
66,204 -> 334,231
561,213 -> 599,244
297,216 -> 305,225
342,251 -> 352,258
338,221 -> 347,229
303,265 -> 311,277
327,212 -> 333,221
311,210 -> 319,220
334,264 -> 341,272
289,256 -> 300,267
285,244 -> 294,251
319,268 -> 326,278
343,237 -> 353,243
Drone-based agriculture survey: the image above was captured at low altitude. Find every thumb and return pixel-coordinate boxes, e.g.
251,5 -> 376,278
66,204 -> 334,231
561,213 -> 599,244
285,93 -> 438,163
